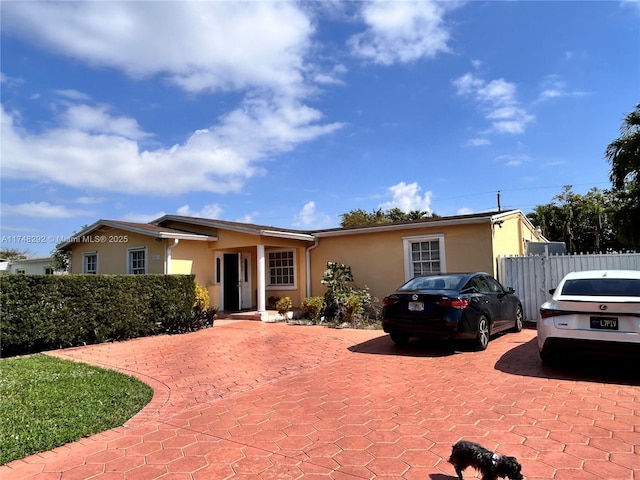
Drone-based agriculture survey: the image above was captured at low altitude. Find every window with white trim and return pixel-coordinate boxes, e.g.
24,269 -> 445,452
267,249 -> 296,288
83,253 -> 98,274
403,234 -> 446,280
128,247 -> 146,274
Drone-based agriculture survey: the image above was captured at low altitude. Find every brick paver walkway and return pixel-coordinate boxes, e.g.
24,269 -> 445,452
1,320 -> 638,479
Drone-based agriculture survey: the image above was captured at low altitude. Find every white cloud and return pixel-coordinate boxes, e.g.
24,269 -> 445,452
537,75 -> 590,102
349,0 -> 460,65
74,196 -> 103,205
457,207 -> 474,215
0,202 -> 92,218
1,96 -> 343,195
62,104 -> 150,140
54,89 -> 91,101
293,201 -> 333,228
122,211 -> 167,223
0,3 -> 345,196
235,212 -> 258,224
496,154 -> 530,167
453,72 -> 534,134
465,138 -> 491,147
176,203 -> 223,219
1,2 -> 313,96
379,181 -> 432,213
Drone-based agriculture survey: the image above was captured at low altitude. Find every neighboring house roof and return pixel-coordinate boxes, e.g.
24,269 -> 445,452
8,256 -> 54,264
58,219 -> 216,250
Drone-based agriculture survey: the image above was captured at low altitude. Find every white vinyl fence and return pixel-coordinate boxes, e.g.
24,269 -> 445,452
497,253 -> 640,322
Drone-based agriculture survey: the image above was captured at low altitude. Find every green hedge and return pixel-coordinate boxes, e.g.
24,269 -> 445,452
0,275 -> 196,357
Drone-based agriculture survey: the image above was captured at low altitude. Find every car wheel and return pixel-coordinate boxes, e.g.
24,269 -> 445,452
511,305 -> 523,332
390,331 -> 410,346
473,315 -> 490,351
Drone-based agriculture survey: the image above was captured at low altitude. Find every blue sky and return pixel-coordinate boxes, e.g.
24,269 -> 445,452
1,1 -> 639,257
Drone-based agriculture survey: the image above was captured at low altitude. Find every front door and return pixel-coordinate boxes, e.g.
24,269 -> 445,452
223,253 -> 240,311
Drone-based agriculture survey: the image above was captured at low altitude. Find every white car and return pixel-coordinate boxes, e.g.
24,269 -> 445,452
537,270 -> 640,364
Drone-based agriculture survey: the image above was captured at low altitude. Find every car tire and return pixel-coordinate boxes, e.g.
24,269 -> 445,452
390,331 -> 410,346
539,347 -> 558,365
473,315 -> 490,351
511,305 -> 523,332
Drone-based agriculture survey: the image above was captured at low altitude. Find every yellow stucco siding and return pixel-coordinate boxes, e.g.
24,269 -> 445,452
441,223 -> 494,274
68,228 -> 165,274
264,246 -> 307,307
310,231 -> 404,303
491,212 -> 545,260
168,240 -> 214,285
310,222 -> 498,303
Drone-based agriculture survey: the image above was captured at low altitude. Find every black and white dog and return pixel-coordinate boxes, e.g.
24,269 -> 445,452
448,440 -> 524,480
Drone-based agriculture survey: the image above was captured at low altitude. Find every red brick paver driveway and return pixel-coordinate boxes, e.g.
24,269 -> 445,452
2,320 -> 638,480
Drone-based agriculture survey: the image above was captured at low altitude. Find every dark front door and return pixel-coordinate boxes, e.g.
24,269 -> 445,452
223,253 -> 240,311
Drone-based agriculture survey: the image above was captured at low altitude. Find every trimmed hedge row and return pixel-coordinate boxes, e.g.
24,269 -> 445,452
0,275 -> 197,357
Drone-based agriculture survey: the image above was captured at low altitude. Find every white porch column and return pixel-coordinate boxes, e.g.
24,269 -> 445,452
256,244 -> 267,320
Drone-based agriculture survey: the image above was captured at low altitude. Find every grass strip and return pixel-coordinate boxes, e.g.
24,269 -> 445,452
0,354 -> 153,465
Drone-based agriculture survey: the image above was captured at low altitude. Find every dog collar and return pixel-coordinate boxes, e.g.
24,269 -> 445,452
492,453 -> 500,466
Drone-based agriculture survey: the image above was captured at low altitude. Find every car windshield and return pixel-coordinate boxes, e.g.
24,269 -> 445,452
398,275 -> 466,291
561,278 -> 640,297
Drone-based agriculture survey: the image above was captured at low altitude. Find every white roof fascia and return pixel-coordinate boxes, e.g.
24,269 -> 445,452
259,229 -> 315,241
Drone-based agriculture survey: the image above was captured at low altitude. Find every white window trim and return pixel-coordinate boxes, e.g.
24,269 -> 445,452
402,234 -> 446,281
266,248 -> 297,291
83,251 -> 98,274
127,246 -> 147,274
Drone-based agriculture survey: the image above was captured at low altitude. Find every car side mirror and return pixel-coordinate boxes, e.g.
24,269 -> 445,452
549,288 -> 556,295
507,287 -> 515,294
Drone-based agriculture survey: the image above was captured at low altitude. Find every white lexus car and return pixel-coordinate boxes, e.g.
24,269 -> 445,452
537,270 -> 640,364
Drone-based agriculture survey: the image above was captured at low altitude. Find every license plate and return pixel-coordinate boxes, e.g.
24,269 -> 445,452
408,301 -> 424,312
590,316 -> 618,330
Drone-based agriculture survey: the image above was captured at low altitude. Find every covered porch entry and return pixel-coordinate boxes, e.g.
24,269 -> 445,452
214,240 -> 314,321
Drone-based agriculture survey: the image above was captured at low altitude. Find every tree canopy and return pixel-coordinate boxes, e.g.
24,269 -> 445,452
527,186 -> 623,253
340,208 -> 439,228
605,103 -> 640,250
0,248 -> 30,260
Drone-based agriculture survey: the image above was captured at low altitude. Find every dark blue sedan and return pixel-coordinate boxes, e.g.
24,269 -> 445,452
381,272 -> 523,349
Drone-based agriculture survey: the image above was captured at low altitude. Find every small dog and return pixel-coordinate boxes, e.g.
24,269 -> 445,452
448,440 -> 523,480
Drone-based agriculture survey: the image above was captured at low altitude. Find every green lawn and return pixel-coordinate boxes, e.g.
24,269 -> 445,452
0,354 -> 153,465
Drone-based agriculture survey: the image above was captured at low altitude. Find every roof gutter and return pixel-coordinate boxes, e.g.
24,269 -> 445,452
165,239 -> 179,274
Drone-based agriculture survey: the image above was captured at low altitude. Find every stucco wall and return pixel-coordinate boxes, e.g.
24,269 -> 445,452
68,228 -> 166,274
492,212 -> 546,260
263,246 -> 307,308
310,222 -> 496,304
